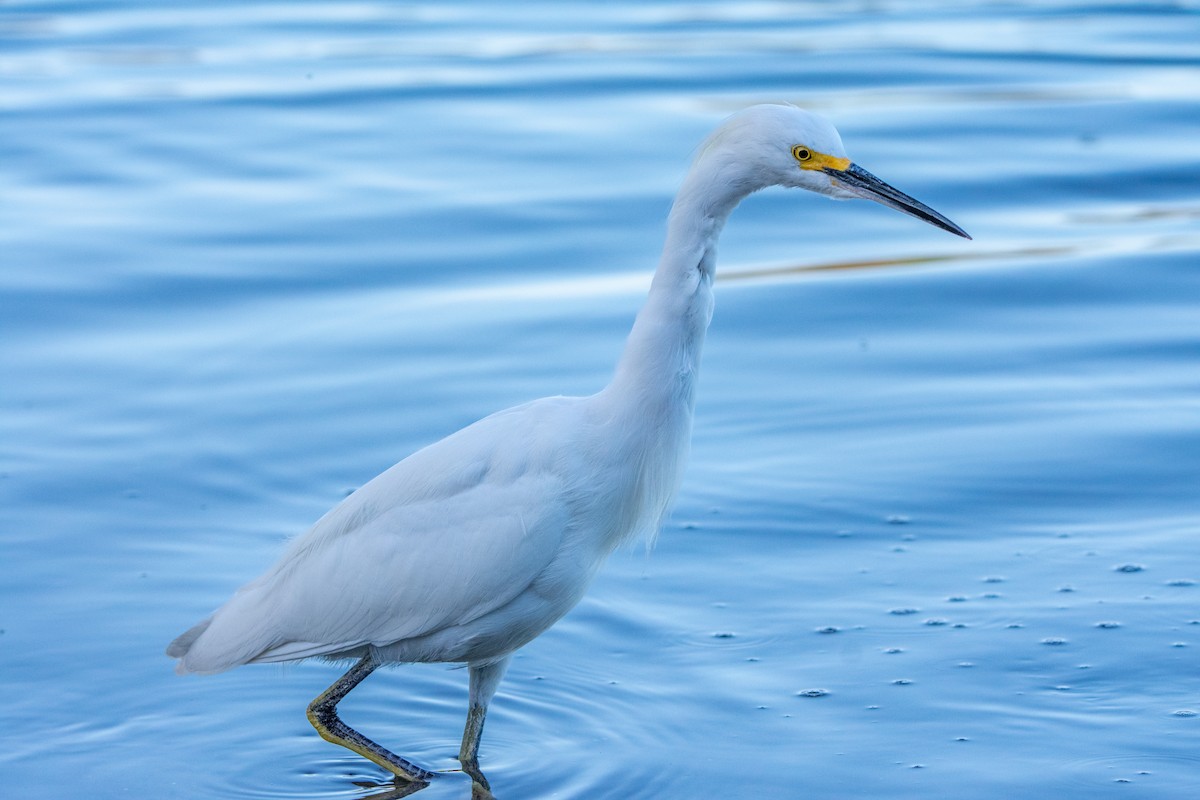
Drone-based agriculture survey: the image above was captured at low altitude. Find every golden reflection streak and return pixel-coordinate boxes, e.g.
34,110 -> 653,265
717,244 -> 1077,283
403,241 -> 1120,310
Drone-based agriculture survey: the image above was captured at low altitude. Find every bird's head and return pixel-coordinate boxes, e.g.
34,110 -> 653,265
700,104 -> 970,239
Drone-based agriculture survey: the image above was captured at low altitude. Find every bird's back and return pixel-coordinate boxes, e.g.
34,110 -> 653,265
168,390 -> 668,674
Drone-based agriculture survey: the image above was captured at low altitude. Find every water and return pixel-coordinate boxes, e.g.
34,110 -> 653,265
2,1 -> 1199,797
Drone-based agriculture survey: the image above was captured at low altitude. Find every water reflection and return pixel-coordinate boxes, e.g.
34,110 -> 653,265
354,778 -> 430,800
720,244 -> 1076,282
467,772 -> 495,800
353,769 -> 494,800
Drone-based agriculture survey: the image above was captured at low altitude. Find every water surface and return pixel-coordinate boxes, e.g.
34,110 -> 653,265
2,1 -> 1199,798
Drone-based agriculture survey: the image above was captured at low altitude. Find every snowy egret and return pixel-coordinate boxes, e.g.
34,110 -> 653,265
168,104 -> 969,789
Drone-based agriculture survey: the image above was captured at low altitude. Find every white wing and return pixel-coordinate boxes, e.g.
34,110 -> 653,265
173,396 -> 584,674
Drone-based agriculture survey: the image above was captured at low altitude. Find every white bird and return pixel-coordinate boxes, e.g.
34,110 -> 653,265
168,104 -> 969,791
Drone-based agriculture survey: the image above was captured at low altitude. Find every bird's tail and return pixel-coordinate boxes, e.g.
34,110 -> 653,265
165,617 -> 213,671
166,582 -> 281,675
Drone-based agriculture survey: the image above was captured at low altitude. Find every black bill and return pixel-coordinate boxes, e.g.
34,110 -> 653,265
826,163 -> 971,239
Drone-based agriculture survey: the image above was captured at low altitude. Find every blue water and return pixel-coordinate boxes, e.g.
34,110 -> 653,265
3,1 -> 1199,797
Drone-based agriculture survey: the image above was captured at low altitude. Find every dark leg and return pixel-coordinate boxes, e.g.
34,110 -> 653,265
458,655 -> 511,791
307,652 -> 436,784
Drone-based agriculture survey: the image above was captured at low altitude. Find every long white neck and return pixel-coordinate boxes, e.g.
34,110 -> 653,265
589,138 -> 761,549
609,145 -> 753,413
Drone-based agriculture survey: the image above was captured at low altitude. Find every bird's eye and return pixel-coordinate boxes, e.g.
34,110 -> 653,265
792,145 -> 812,162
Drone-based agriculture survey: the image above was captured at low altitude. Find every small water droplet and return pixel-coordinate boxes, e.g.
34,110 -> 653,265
889,607 -> 919,616
886,515 -> 910,525
883,647 -> 904,654
816,626 -> 840,635
1171,642 -> 1188,648
947,596 -> 967,603
1007,623 -> 1024,629
1115,564 -> 1145,573
797,688 -> 829,698
1172,709 -> 1197,717
909,763 -> 925,769
712,632 -> 736,639
1167,579 -> 1196,587
1095,621 -> 1121,629
1058,585 -> 1076,593
955,737 -> 969,742
1042,637 -> 1068,646
983,576 -> 1006,584
957,662 -> 975,668
892,679 -> 913,686
924,618 -> 949,627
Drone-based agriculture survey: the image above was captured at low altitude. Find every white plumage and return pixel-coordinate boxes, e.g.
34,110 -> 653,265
168,104 -> 968,790
172,392 -> 681,674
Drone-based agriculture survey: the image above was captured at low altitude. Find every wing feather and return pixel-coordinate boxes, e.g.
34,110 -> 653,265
172,396 -> 583,674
